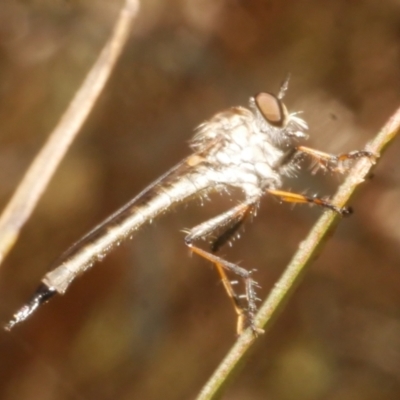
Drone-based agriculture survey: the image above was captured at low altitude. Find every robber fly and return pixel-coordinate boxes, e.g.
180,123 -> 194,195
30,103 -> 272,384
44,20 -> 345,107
5,80 -> 373,334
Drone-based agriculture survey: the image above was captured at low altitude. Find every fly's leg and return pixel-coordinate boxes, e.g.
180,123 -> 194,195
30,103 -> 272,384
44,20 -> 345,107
296,146 -> 376,174
266,188 -> 351,216
186,245 -> 261,335
187,200 -> 256,252
185,200 -> 263,335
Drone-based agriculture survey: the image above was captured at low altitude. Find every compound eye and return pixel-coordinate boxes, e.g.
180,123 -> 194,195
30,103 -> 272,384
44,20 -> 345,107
255,92 -> 287,127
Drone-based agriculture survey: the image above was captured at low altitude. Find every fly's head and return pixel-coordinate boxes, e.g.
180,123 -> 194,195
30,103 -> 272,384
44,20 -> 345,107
249,92 -> 308,145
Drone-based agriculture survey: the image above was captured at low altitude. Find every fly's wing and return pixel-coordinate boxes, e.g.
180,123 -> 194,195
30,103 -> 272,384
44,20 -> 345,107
59,157 -> 192,256
4,156 -> 205,331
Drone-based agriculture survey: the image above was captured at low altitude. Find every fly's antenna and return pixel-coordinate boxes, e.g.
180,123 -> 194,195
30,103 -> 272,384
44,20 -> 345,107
278,73 -> 291,99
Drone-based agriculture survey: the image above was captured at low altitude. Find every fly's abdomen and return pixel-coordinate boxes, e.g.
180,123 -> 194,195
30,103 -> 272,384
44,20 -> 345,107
42,166 -> 211,294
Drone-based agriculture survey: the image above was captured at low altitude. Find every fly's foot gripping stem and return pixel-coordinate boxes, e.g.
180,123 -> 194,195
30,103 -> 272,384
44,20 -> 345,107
185,202 -> 264,335
240,273 -> 264,336
266,189 -> 352,217
4,284 -> 56,331
186,240 -> 263,336
297,146 -> 376,174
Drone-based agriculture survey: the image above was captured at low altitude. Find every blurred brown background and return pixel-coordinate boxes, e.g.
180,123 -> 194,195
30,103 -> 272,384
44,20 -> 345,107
0,0 -> 400,399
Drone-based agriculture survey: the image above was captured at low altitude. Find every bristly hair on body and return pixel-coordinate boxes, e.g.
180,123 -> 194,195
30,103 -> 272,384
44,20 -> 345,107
5,79 -> 374,334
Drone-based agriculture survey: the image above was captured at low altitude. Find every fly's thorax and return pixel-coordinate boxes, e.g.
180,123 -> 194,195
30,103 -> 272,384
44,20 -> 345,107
191,92 -> 307,162
190,106 -> 254,153
188,91 -> 308,191
192,112 -> 283,192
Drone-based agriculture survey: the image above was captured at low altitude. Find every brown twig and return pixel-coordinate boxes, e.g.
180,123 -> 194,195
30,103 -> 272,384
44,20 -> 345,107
0,0 -> 140,267
196,105 -> 400,400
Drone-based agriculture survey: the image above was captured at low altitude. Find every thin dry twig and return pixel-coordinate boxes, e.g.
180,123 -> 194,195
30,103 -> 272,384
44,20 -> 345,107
0,0 -> 140,267
197,105 -> 400,400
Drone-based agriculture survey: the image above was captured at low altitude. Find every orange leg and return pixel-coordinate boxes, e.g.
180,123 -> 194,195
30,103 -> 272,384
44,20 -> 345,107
297,145 -> 375,173
185,199 -> 263,335
266,188 -> 351,216
187,244 -> 262,334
